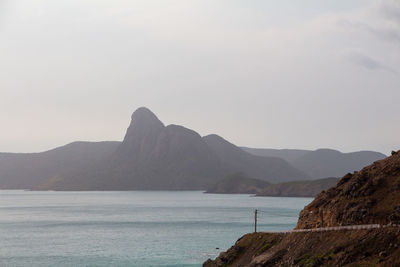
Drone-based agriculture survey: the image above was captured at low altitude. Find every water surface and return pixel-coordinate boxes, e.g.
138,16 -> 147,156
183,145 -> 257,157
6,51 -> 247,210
0,190 -> 312,266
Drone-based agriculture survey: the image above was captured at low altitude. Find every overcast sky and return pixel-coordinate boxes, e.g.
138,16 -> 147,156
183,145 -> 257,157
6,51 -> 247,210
0,0 -> 399,154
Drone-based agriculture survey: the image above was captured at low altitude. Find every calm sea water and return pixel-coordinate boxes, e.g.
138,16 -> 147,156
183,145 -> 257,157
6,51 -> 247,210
0,190 -> 312,267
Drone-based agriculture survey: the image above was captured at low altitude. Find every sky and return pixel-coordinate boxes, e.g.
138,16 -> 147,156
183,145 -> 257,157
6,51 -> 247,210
0,0 -> 399,154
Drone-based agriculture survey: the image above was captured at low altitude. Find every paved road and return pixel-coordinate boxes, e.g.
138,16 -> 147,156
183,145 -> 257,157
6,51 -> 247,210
266,224 -> 400,234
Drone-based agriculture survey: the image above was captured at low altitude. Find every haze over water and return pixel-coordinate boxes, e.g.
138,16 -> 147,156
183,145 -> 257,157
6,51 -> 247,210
0,190 -> 311,266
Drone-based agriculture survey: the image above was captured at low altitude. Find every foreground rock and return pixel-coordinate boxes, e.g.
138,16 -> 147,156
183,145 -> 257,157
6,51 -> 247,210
204,151 -> 400,266
297,150 -> 400,228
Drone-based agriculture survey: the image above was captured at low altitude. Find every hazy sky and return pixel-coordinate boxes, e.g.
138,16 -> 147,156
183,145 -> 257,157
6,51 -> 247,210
1,0 -> 399,154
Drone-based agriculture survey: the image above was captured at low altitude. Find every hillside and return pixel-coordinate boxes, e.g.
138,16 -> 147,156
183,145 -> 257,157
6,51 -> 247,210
204,150 -> 400,266
241,147 -> 311,163
243,147 -> 386,179
257,177 -> 338,197
206,174 -> 337,197
205,173 -> 270,194
296,150 -> 400,229
0,141 -> 119,189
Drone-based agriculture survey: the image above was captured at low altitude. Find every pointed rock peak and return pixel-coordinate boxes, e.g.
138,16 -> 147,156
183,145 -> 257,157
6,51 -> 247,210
118,107 -> 165,155
132,107 -> 160,121
130,107 -> 165,128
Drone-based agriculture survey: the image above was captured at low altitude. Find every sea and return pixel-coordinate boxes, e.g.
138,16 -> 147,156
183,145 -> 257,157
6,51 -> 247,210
0,190 -> 312,267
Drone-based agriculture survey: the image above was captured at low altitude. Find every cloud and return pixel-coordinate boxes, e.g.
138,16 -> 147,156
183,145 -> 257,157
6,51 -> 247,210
346,51 -> 397,73
379,0 -> 400,24
334,0 -> 399,73
352,0 -> 400,44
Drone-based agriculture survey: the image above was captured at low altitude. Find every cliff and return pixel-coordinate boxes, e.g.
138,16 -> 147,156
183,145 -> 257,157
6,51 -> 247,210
204,151 -> 400,266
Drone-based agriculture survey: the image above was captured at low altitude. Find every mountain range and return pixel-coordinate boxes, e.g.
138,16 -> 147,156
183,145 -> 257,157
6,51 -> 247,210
0,107 -> 386,190
0,108 -> 305,190
242,147 -> 386,179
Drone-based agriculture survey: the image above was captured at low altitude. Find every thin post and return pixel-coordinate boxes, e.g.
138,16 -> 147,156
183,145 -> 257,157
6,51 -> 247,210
254,209 -> 258,233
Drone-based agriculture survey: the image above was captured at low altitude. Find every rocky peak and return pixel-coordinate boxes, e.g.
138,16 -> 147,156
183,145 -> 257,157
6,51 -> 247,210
129,107 -> 164,131
116,107 -> 165,159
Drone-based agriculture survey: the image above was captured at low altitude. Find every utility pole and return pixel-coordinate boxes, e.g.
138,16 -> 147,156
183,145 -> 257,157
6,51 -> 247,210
254,209 -> 258,233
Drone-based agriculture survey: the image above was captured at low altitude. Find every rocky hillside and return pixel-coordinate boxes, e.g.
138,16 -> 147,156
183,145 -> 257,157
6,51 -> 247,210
297,150 -> 400,229
204,151 -> 400,266
204,228 -> 400,267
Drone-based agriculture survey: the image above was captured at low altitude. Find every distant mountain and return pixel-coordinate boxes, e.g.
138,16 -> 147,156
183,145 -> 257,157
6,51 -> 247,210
0,141 -> 119,189
0,107 -> 306,190
241,148 -> 311,163
242,147 -> 386,179
203,135 -> 307,184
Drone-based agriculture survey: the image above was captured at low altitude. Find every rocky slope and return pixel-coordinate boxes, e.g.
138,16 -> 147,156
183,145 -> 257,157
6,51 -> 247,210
296,150 -> 400,229
204,151 -> 400,266
204,229 -> 400,267
243,147 -> 386,179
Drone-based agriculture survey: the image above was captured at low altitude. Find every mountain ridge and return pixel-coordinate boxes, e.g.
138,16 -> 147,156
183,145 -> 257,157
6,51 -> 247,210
243,147 -> 386,179
0,108 -> 306,190
0,107 -> 388,191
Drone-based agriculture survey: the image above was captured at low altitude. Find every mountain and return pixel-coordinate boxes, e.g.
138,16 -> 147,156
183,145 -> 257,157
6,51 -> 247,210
0,141 -> 119,189
0,107 -> 306,190
204,151 -> 400,266
241,147 -> 311,163
205,172 -> 271,194
243,147 -> 386,179
203,135 -> 307,184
